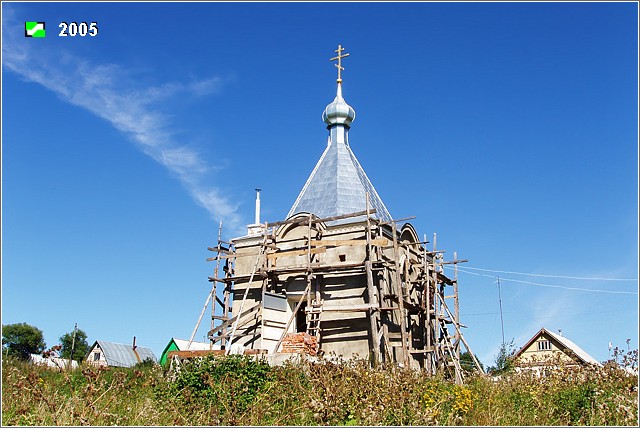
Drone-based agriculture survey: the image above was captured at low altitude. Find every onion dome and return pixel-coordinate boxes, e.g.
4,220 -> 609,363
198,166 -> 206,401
322,83 -> 356,128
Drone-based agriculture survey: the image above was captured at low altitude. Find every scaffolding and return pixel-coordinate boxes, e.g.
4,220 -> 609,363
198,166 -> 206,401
202,204 -> 483,384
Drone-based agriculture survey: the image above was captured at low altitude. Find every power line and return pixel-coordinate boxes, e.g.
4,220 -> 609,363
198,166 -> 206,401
452,267 -> 638,295
465,308 -> 624,317
461,266 -> 638,281
498,276 -> 638,295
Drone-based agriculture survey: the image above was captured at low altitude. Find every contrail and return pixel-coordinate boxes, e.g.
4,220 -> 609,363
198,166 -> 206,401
3,8 -> 245,234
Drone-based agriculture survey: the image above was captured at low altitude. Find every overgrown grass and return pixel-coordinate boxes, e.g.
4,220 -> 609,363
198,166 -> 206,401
2,354 -> 638,425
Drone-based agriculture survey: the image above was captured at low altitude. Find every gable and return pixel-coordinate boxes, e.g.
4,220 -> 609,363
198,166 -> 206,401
517,332 -> 575,365
159,339 -> 179,366
514,328 -> 602,367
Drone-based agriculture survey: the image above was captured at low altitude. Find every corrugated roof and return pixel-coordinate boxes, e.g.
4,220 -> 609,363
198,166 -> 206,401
93,340 -> 157,368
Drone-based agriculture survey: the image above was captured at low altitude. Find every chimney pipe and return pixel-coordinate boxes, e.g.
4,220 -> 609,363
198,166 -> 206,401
132,336 -> 137,350
255,188 -> 261,225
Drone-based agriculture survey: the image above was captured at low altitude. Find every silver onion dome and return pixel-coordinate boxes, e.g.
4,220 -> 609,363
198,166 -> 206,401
322,83 -> 356,128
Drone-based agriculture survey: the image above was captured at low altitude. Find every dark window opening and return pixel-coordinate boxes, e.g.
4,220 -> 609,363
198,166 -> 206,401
296,302 -> 307,333
339,254 -> 346,262
538,340 -> 551,351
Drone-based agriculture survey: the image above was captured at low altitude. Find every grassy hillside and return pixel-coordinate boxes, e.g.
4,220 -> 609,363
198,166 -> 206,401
2,354 -> 637,425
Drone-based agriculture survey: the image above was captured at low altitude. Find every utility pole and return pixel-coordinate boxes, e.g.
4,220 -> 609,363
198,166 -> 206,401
69,323 -> 78,368
496,277 -> 505,345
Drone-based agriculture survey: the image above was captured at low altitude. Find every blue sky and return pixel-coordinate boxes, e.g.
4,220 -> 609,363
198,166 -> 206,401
2,1 -> 638,368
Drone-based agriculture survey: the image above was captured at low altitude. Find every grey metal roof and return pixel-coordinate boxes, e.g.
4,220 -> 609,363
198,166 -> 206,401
93,340 -> 157,367
287,84 -> 392,223
545,329 -> 602,366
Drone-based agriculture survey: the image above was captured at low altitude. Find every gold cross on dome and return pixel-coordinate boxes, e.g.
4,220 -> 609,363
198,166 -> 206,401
330,44 -> 350,83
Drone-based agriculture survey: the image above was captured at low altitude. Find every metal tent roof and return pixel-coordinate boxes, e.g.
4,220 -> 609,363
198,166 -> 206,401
287,82 -> 392,223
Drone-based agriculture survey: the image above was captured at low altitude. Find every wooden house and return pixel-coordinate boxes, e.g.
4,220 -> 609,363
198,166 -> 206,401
513,327 -> 602,372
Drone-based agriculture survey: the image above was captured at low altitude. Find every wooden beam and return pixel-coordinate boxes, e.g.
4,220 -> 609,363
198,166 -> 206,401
437,272 -> 454,285
265,209 -> 378,228
212,239 -> 390,262
377,216 -> 417,226
365,260 -> 382,364
273,281 -> 311,353
392,221 -> 410,367
266,246 -> 326,260
168,349 -> 267,358
208,253 -> 253,261
321,303 -> 378,312
309,238 -> 388,247
440,259 -> 469,265
168,350 -> 223,358
211,314 -> 229,321
208,304 -> 260,338
208,276 -> 232,283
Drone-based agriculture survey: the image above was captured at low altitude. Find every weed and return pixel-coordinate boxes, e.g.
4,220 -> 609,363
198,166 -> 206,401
2,352 -> 638,425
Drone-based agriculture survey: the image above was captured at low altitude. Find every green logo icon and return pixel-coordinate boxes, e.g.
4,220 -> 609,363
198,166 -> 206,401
25,22 -> 46,38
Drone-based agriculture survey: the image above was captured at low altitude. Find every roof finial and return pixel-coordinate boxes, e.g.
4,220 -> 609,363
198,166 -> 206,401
330,44 -> 349,84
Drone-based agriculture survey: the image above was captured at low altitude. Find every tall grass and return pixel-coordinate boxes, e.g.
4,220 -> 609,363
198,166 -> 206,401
2,354 -> 637,425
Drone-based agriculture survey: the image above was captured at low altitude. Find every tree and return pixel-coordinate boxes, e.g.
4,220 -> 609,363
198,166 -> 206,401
59,328 -> 89,362
460,351 -> 485,374
488,339 -> 518,375
2,322 -> 46,360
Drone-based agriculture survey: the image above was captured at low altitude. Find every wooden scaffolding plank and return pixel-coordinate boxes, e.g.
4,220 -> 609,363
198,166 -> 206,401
265,209 -> 378,228
168,349 -> 267,359
266,246 -> 326,260
208,304 -> 260,338
321,303 -> 378,312
309,238 -> 389,247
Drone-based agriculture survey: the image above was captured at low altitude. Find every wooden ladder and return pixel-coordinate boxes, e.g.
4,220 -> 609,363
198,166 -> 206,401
306,301 -> 323,340
436,313 -> 464,381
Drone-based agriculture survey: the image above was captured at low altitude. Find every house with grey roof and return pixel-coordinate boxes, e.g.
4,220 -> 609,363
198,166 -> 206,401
85,339 -> 157,368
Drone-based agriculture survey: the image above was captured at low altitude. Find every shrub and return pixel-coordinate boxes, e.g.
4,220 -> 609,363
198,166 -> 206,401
168,354 -> 273,423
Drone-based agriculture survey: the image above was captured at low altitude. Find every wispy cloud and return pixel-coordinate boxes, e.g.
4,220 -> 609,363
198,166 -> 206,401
2,9 -> 244,233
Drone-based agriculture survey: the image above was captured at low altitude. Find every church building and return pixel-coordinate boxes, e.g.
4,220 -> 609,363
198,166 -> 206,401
206,46 -> 478,380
